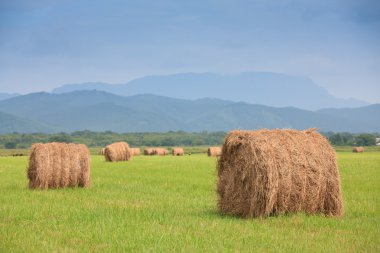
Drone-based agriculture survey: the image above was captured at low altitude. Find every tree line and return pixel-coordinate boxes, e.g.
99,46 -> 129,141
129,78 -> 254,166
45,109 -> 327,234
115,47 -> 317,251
0,130 -> 378,149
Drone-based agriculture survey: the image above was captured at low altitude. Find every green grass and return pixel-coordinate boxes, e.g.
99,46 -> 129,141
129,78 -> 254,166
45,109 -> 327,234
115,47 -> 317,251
0,152 -> 379,252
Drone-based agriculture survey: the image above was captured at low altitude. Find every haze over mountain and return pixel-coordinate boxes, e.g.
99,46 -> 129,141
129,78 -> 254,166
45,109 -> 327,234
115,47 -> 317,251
0,93 -> 20,101
0,111 -> 53,133
52,72 -> 368,111
0,90 -> 378,134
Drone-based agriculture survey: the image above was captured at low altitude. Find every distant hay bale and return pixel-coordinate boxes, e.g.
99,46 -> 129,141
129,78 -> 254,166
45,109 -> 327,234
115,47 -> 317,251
352,147 -> 364,153
217,128 -> 343,218
144,147 -> 169,155
154,148 -> 169,156
104,142 -> 132,162
99,148 -> 105,155
27,142 -> 91,189
144,148 -> 155,155
172,147 -> 184,156
131,148 -> 141,156
208,146 -> 221,157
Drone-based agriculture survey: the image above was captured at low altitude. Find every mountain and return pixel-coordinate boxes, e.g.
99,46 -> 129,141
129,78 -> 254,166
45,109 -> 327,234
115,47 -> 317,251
0,92 -> 20,101
52,72 -> 368,110
0,90 -> 378,133
0,111 -> 53,134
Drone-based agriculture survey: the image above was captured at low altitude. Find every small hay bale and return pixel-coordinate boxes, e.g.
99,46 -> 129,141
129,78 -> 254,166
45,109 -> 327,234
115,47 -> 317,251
144,148 -> 154,155
208,146 -> 221,157
154,148 -> 169,156
27,142 -> 91,189
99,148 -> 105,155
104,142 -> 132,162
217,128 -> 343,218
172,147 -> 184,156
352,147 -> 364,153
131,148 -> 141,156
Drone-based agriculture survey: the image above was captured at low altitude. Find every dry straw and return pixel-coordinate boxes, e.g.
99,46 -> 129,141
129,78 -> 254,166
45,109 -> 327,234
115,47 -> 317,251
144,148 -> 154,155
217,128 -> 343,218
208,146 -> 221,157
172,147 -> 184,156
131,148 -> 141,156
99,148 -> 105,155
104,142 -> 132,162
154,148 -> 169,155
352,147 -> 364,153
27,142 -> 91,189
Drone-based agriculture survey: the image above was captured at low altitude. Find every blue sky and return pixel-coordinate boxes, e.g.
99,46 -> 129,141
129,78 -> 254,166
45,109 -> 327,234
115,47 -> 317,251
0,0 -> 379,103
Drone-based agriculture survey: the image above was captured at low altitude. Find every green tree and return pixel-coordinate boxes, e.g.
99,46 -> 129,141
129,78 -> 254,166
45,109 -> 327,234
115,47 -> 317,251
355,134 -> 376,146
4,142 -> 17,149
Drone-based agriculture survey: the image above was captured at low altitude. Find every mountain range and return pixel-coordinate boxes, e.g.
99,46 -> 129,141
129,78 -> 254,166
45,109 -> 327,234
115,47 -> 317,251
0,90 -> 378,134
52,72 -> 368,110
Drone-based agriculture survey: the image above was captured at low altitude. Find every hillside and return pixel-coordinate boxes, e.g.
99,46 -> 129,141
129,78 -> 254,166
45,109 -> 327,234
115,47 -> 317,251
0,90 -> 378,133
0,111 -> 53,134
0,93 -> 19,101
51,72 -> 368,110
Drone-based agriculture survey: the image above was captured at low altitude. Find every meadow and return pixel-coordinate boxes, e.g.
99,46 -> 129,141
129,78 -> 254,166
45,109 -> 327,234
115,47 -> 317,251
0,151 -> 379,252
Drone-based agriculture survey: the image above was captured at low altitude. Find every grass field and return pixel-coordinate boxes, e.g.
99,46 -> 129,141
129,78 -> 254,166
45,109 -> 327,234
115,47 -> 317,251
0,152 -> 379,252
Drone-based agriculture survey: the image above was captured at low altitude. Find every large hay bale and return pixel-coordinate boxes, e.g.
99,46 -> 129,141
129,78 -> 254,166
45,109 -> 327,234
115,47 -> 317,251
352,147 -> 364,153
217,128 -> 343,218
172,147 -> 184,156
144,148 -> 154,155
104,142 -> 132,162
154,148 -> 169,156
99,148 -> 105,155
27,142 -> 91,189
208,146 -> 221,157
131,148 -> 141,156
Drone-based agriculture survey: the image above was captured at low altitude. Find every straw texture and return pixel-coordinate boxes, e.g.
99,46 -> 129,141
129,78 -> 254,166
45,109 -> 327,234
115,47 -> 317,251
217,128 -> 343,218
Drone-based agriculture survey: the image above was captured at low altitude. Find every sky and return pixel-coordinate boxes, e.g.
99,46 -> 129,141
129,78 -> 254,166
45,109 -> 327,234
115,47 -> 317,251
0,0 -> 379,103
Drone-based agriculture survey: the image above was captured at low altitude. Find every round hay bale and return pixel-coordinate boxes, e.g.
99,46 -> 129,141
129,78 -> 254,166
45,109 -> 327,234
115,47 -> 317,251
208,146 -> 221,157
144,148 -> 154,155
131,148 -> 141,156
99,148 -> 105,155
217,128 -> 343,218
352,147 -> 364,153
172,147 -> 184,156
154,148 -> 169,156
104,142 -> 132,162
27,142 -> 91,189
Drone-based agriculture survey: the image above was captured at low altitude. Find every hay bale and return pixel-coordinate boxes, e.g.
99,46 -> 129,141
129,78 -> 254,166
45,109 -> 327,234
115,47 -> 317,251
99,148 -> 105,155
104,142 -> 132,162
131,148 -> 141,156
144,148 -> 154,155
208,146 -> 221,157
217,128 -> 343,218
27,142 -> 91,189
172,147 -> 184,156
352,147 -> 364,153
154,148 -> 169,156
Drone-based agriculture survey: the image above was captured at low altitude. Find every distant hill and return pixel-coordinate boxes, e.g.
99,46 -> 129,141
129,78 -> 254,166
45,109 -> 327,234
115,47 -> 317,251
0,90 -> 378,134
52,72 -> 368,110
0,92 -> 20,101
0,111 -> 53,134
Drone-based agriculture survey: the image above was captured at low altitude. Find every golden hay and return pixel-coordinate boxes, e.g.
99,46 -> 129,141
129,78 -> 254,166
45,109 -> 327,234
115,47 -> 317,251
99,148 -> 105,155
352,147 -> 364,153
131,148 -> 141,156
217,128 -> 343,218
154,148 -> 169,156
208,146 -> 221,157
172,147 -> 184,156
104,142 -> 132,162
144,148 -> 155,155
27,142 -> 91,189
